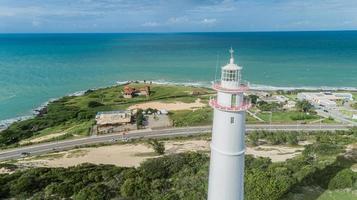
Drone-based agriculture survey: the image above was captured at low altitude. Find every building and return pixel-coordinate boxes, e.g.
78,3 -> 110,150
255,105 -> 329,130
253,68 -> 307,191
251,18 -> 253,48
283,100 -> 296,110
123,85 -> 151,98
297,92 -> 353,107
208,48 -> 250,200
123,86 -> 135,98
139,85 -> 151,96
95,110 -> 132,127
275,95 -> 289,103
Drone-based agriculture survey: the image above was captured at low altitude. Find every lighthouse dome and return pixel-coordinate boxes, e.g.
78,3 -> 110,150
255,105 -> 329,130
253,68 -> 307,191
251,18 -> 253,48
222,62 -> 242,71
222,47 -> 242,70
220,48 -> 243,89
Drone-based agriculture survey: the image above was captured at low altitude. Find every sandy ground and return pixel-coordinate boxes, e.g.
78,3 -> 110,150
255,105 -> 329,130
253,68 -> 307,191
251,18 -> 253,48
0,168 -> 13,174
128,99 -> 206,111
345,143 -> 357,172
246,145 -> 304,162
20,132 -> 67,145
18,140 -> 304,168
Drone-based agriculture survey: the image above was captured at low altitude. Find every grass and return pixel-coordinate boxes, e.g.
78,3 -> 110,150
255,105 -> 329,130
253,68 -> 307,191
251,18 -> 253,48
340,110 -> 356,118
352,92 -> 357,101
65,84 -> 211,112
19,120 -> 94,146
284,94 -> 298,101
257,111 -> 319,123
286,187 -> 357,200
321,117 -> 336,124
317,190 -> 357,200
170,107 -> 213,127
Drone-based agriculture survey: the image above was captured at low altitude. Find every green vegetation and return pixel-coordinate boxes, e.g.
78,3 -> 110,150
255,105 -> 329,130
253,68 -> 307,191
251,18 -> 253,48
257,101 -> 282,111
328,169 -> 356,190
248,131 -> 300,146
170,108 -> 213,127
136,109 -> 145,129
1,130 -> 356,200
87,101 -> 104,108
317,190 -> 357,200
0,84 -> 211,148
352,93 -> 357,102
296,100 -> 314,113
258,111 -> 319,123
148,139 -> 165,155
249,94 -> 259,105
352,103 -> 357,109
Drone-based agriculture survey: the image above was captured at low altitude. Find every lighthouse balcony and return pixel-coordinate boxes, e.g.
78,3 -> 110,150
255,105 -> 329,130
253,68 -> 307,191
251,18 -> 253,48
212,80 -> 249,93
209,98 -> 251,112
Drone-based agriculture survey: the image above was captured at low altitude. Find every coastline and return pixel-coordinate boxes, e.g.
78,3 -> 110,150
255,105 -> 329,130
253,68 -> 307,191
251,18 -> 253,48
1,80 -> 357,130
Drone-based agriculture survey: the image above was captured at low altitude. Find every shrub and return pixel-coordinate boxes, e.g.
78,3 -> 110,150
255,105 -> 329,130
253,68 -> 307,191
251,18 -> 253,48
257,101 -> 282,111
248,132 -> 260,146
87,101 -> 104,108
136,109 -> 145,129
249,95 -> 259,105
287,132 -> 299,145
328,169 -> 356,190
148,139 -> 165,155
296,100 -> 313,113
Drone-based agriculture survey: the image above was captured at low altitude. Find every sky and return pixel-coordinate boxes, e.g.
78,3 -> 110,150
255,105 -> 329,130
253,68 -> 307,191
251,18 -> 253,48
1,0 -> 357,33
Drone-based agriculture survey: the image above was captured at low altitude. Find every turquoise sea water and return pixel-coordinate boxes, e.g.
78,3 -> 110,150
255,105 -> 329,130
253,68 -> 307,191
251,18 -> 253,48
1,32 -> 357,122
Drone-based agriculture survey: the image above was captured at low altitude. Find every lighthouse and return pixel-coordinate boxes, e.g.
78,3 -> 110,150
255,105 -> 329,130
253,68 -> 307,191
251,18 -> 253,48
208,48 -> 250,200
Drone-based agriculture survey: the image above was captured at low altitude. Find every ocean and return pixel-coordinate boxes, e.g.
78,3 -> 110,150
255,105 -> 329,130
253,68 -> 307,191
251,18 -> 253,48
1,31 -> 357,122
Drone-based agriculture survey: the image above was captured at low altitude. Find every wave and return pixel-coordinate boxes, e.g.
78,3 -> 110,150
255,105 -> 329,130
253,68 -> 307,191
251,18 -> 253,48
249,83 -> 357,91
117,79 -> 357,91
0,115 -> 33,130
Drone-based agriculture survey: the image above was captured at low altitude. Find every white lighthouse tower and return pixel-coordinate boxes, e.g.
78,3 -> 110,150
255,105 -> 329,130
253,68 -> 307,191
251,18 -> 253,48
208,48 -> 250,200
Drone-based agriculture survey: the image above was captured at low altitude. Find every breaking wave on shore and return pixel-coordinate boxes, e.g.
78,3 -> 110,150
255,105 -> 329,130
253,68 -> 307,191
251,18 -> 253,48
118,80 -> 357,92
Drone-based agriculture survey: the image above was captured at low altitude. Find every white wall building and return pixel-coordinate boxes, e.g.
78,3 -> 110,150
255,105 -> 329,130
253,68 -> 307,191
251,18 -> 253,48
95,110 -> 132,127
208,48 -> 250,200
297,92 -> 353,108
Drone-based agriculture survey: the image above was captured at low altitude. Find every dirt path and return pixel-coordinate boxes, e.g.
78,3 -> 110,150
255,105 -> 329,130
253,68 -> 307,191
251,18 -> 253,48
128,99 -> 206,111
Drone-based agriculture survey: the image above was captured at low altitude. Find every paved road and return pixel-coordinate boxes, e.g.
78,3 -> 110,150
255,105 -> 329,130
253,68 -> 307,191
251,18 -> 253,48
0,124 -> 352,161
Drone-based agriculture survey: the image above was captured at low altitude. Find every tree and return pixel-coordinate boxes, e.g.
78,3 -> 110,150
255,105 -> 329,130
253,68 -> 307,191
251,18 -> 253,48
148,139 -> 165,155
74,183 -> 113,200
296,100 -> 313,113
249,95 -> 259,105
136,109 -> 145,129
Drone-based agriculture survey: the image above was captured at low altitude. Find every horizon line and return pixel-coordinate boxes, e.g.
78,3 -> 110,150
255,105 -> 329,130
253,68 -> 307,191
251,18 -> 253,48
1,29 -> 357,34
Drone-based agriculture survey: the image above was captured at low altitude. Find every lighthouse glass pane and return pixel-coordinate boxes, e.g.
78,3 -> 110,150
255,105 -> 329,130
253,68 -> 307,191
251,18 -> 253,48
231,94 -> 237,106
231,71 -> 237,81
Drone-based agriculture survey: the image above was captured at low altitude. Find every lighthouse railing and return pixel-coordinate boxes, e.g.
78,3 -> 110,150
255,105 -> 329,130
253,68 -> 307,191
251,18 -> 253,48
212,80 -> 250,93
209,98 -> 251,112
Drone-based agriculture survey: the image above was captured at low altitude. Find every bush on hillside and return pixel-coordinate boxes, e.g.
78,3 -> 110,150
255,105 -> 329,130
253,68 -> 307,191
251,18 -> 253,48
148,139 -> 165,155
87,101 -> 104,108
328,169 -> 356,190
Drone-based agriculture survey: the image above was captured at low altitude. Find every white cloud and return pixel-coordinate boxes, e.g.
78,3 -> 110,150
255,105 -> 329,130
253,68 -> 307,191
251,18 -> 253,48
31,19 -> 42,27
200,18 -> 217,25
142,21 -> 160,27
168,16 -> 189,24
